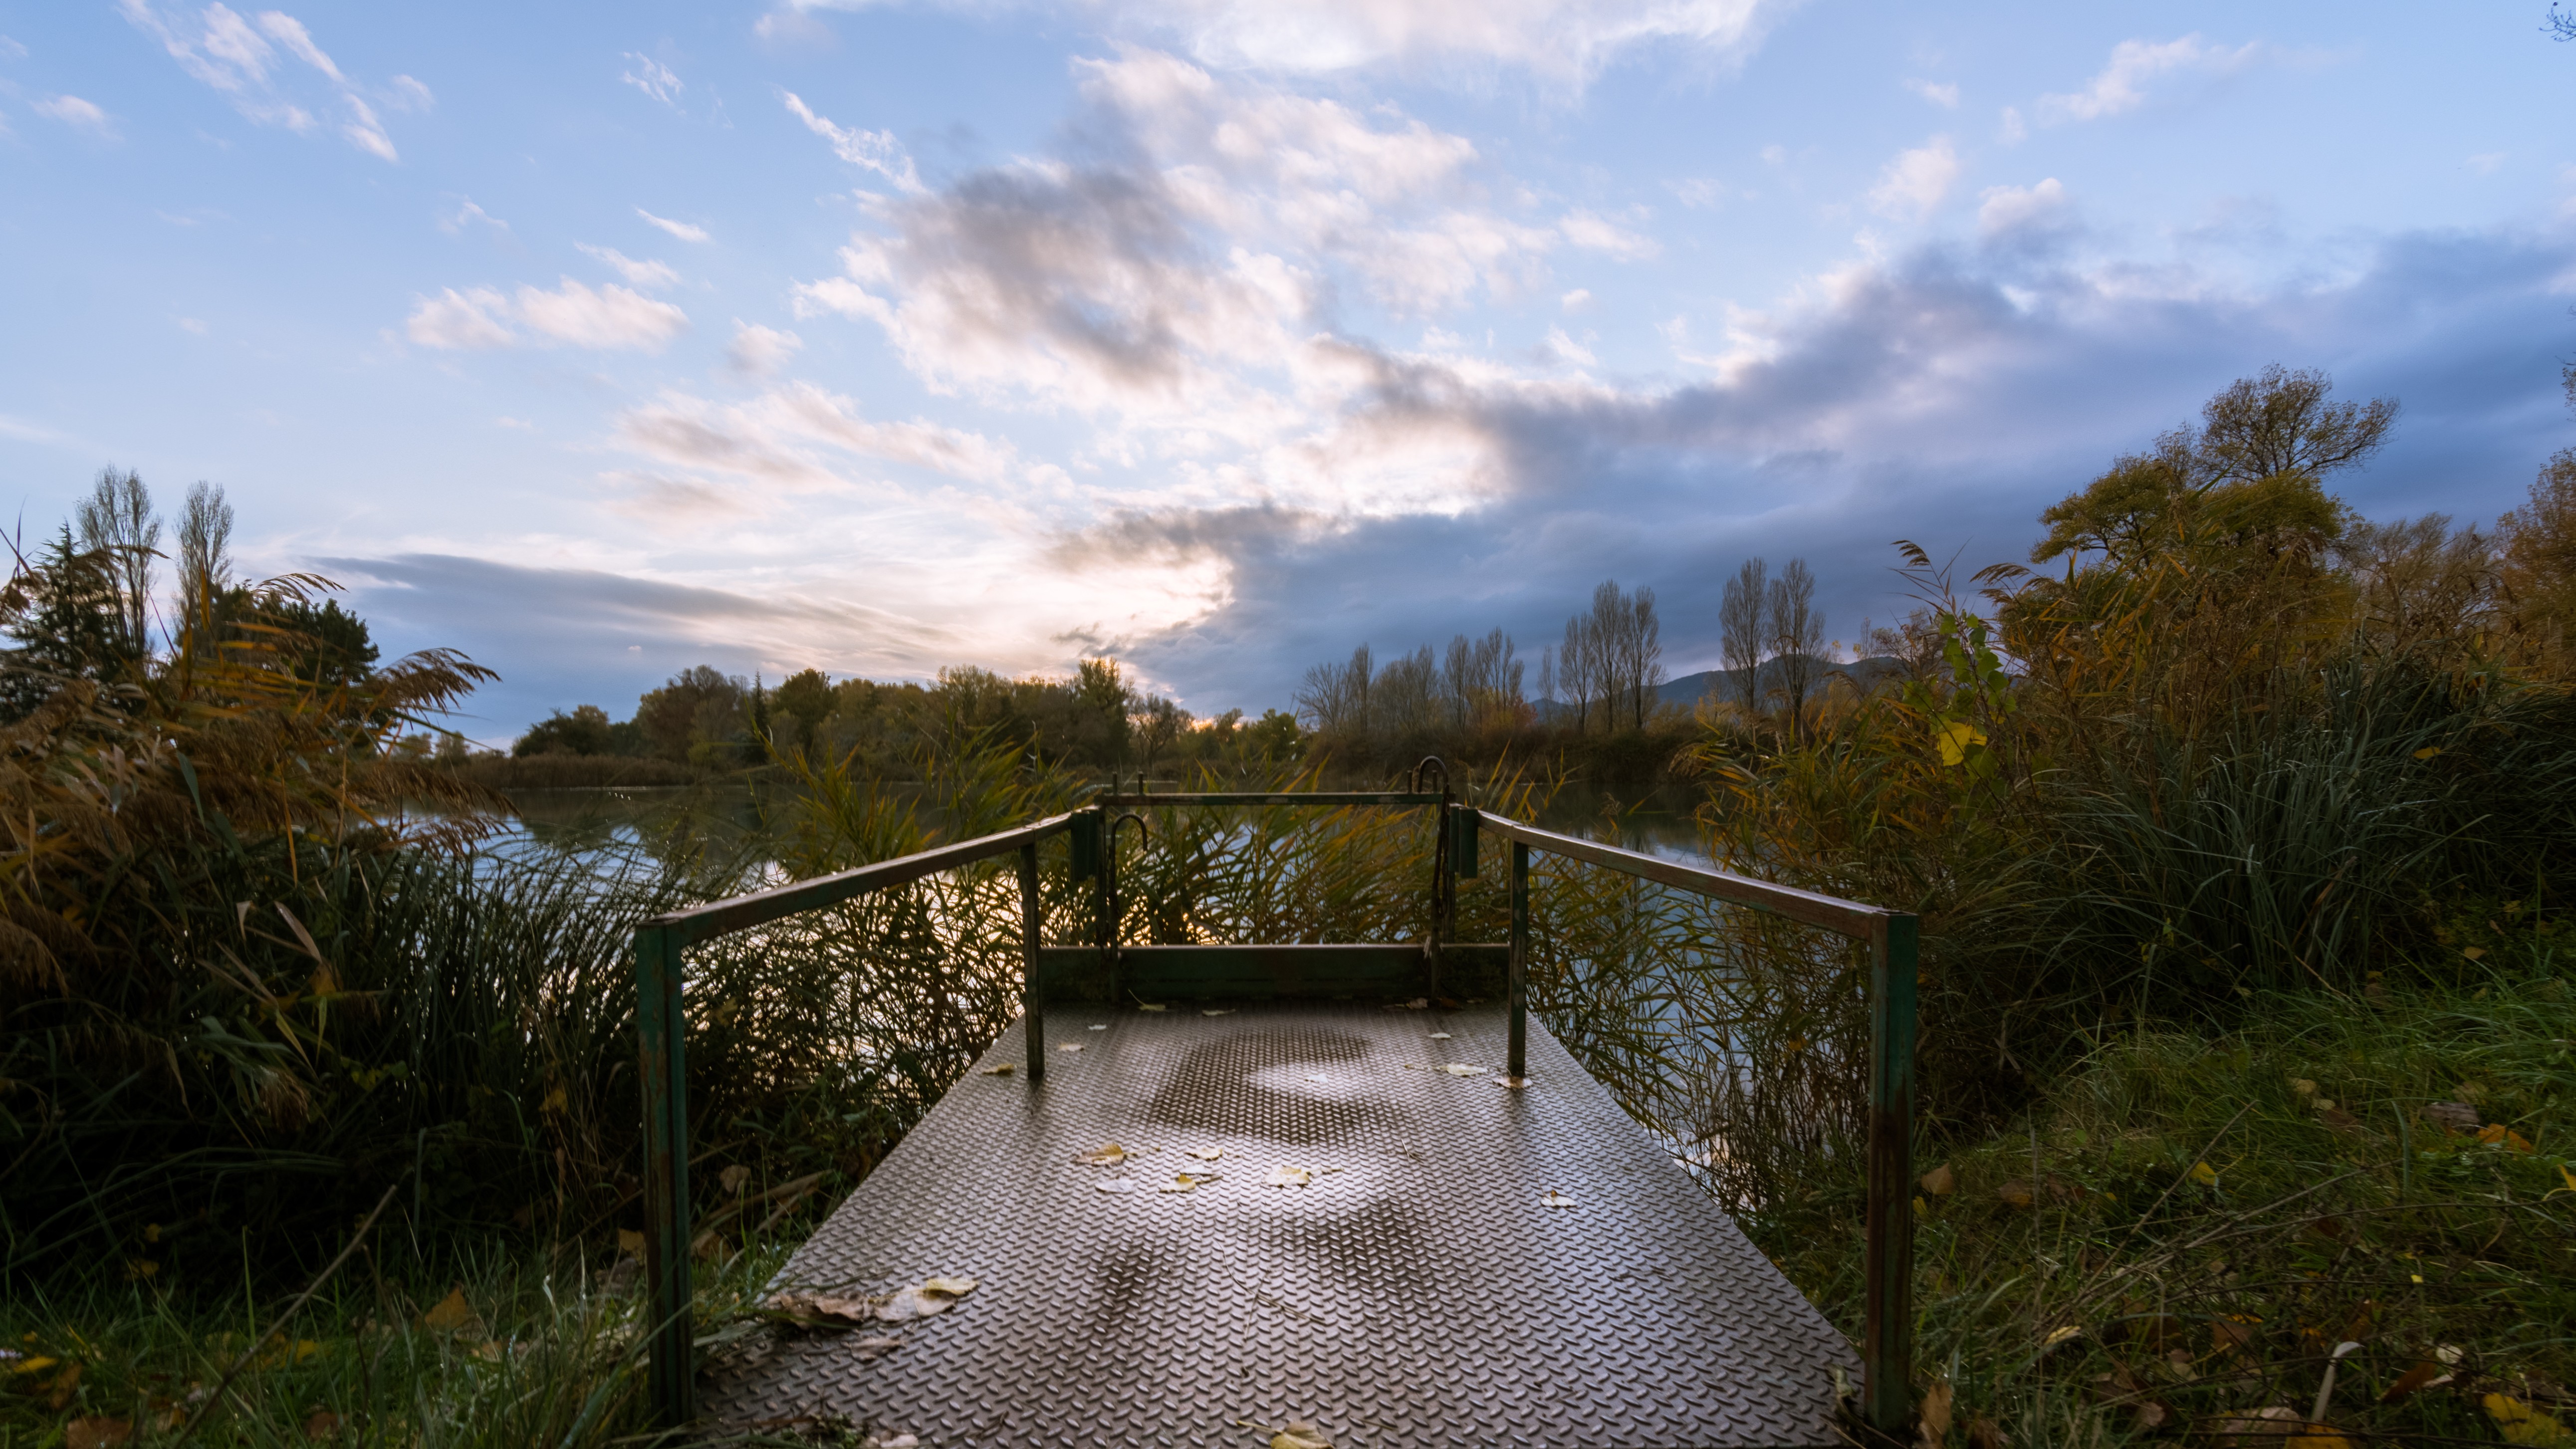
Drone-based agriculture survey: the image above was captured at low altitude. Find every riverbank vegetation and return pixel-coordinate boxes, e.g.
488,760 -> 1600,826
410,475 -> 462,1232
6,363 -> 2573,1446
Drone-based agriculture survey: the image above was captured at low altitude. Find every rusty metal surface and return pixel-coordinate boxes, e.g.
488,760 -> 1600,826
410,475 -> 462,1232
700,1005 -> 1856,1448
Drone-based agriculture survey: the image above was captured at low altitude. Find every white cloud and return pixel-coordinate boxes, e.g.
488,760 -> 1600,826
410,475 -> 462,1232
777,0 -> 1794,88
1560,209 -> 1658,258
727,321 -> 804,376
0,34 -> 27,59
514,278 -> 690,350
1904,77 -> 1958,108
1998,105 -> 2025,144
387,74 -> 434,111
576,242 -> 680,289
174,316 -> 209,334
1867,135 -> 1957,220
781,91 -> 924,193
1976,177 -> 2066,238
404,279 -> 689,351
2037,34 -> 2259,125
32,95 -> 116,135
622,52 -> 682,108
1560,287 -> 1593,311
637,208 -> 710,243
1544,326 -> 1596,366
118,1 -> 410,159
440,198 -> 509,235
1668,178 -> 1724,208
406,287 -> 514,349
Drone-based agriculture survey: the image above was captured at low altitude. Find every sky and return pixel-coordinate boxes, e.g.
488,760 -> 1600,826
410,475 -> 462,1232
2,1 -> 2572,744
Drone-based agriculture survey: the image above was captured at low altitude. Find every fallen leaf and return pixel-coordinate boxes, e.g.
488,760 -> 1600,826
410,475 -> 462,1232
2318,1104 -> 2362,1133
1202,1008 -> 1235,1016
1266,1167 -> 1312,1188
878,1277 -> 978,1319
44,1360 -> 82,1409
1088,1023 -> 1107,1030
1541,1189 -> 1577,1208
2462,946 -> 2488,962
2476,1123 -> 2536,1153
2413,745 -> 2442,760
1095,1178 -> 1139,1194
1319,1166 -> 1344,1173
1964,1416 -> 2008,1449
2558,1162 -> 2576,1196
979,1063 -> 1014,1076
2189,1161 -> 2221,1187
64,1419 -> 131,1449
1139,1003 -> 1168,1012
765,1291 -> 880,1327
865,1433 -> 920,1449
1919,1380 -> 1954,1449
616,1229 -> 645,1257
1058,1043 -> 1083,1052
2291,1078 -> 2319,1098
1491,1075 -> 1530,1088
1273,1419 -> 1335,1449
2378,1360 -> 2453,1403
2041,1325 -> 2082,1349
853,1334 -> 904,1362
1428,1031 -> 1453,1040
2423,1102 -> 2480,1134
1159,1173 -> 1222,1193
421,1286 -> 478,1334
1443,1064 -> 1485,1077
1185,1147 -> 1224,1161
2486,1392 -> 2574,1447
718,1165 -> 752,1195
1920,1164 -> 1956,1197
1074,1144 -> 1129,1166
1303,1072 -> 1330,1082
1996,1180 -> 2035,1209
302,1408 -> 342,1441
1403,998 -> 1428,1009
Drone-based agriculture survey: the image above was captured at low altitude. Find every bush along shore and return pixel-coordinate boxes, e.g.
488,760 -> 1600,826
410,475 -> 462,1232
8,368 -> 2576,1447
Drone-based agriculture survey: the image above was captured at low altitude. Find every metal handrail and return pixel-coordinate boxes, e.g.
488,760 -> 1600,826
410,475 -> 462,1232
1464,807 -> 1918,1438
633,813 -> 1078,1426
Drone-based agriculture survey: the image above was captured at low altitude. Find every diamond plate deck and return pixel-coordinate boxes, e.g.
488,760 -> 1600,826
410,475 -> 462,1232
701,1005 -> 1858,1448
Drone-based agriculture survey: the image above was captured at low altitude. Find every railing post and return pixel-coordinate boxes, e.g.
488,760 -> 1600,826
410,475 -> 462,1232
1863,912 -> 1920,1438
1507,839 -> 1528,1079
634,921 -> 695,1428
1019,840 -> 1046,1080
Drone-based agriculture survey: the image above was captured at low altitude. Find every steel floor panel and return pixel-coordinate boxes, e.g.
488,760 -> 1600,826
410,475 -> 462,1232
701,1004 -> 1857,1448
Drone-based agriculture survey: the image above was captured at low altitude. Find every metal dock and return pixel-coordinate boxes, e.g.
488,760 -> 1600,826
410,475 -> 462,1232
700,1004 -> 1859,1448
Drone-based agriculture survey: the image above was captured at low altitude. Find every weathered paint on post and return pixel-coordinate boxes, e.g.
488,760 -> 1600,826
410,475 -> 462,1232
1019,840 -> 1046,1081
634,921 -> 695,1427
1507,838 -> 1529,1080
1451,803 -> 1480,879
1863,912 -> 1920,1438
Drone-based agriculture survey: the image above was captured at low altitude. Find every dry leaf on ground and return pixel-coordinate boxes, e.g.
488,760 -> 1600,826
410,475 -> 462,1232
1186,1147 -> 1224,1160
1402,998 -> 1428,1009
1918,1380 -> 1953,1449
853,1335 -> 904,1362
1273,1419 -> 1335,1449
765,1292 -> 880,1327
2423,1101 -> 2480,1134
878,1277 -> 978,1320
1088,1023 -> 1107,1030
1491,1076 -> 1530,1088
302,1409 -> 343,1441
718,1164 -> 752,1195
1303,1072 -> 1330,1082
979,1064 -> 1014,1076
1095,1178 -> 1139,1195
1266,1167 -> 1313,1188
864,1433 -> 920,1449
1996,1181 -> 2035,1209
1443,1064 -> 1485,1077
1075,1144 -> 1129,1166
1203,1008 -> 1235,1016
1138,1003 -> 1168,1011
2477,1123 -> 2537,1153
616,1228 -> 645,1257
1159,1173 -> 1222,1193
2188,1161 -> 2221,1187
421,1286 -> 481,1335
2486,1392 -> 2574,1446
1920,1164 -> 1956,1196
64,1419 -> 131,1449
1541,1190 -> 1576,1208
2377,1359 -> 2453,1403
1427,1031 -> 1452,1040
1058,1043 -> 1083,1052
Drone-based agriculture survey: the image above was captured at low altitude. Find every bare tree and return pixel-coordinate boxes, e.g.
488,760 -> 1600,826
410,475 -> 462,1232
75,467 -> 161,660
1768,558 -> 1823,740
1720,557 -> 1768,718
1588,580 -> 1630,729
176,481 -> 235,648
1294,643 -> 1373,736
1630,587 -> 1664,727
1535,644 -> 1556,710
1560,616 -> 1590,732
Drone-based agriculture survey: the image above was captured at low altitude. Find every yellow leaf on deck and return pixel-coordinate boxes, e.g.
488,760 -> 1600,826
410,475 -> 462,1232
1185,1147 -> 1224,1161
979,1063 -> 1014,1076
1541,1189 -> 1577,1208
1058,1042 -> 1084,1052
1443,1064 -> 1485,1077
1427,1032 -> 1452,1040
1266,1167 -> 1312,1188
1272,1420 -> 1334,1449
1074,1144 -> 1128,1166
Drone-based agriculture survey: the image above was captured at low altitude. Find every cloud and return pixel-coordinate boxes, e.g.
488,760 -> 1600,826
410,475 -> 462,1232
31,94 -> 115,135
1976,177 -> 2066,239
1868,135 -> 1957,220
781,90 -> 924,193
439,197 -> 510,234
621,52 -> 683,107
0,35 -> 27,59
576,242 -> 680,289
637,208 -> 710,242
1559,287 -> 1593,311
404,279 -> 689,351
1904,77 -> 1958,108
405,287 -> 514,349
618,381 -> 1023,490
118,1 -> 410,159
2037,34 -> 2260,125
726,321 -> 804,375
1998,105 -> 2025,144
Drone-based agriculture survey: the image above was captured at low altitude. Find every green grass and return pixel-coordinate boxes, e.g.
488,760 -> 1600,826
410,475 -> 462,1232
1758,965 -> 2576,1447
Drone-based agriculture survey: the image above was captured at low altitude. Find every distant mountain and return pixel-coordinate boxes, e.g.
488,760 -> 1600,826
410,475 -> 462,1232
1531,654 -> 1906,723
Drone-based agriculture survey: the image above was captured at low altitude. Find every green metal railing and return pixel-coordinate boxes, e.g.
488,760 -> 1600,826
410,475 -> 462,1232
633,784 -> 1917,1437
